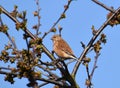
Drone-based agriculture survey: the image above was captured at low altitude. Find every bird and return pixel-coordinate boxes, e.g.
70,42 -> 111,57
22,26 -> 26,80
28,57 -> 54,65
51,35 -> 79,62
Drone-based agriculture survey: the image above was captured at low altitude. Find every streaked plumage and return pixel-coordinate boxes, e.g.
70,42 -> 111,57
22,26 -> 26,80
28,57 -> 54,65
51,35 -> 78,61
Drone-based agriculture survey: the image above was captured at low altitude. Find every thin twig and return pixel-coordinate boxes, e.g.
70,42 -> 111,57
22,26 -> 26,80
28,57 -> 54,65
0,67 -> 12,71
85,64 -> 91,88
37,65 -> 59,79
39,82 -> 48,87
0,70 -> 17,76
92,0 -> 115,13
35,0 -> 41,35
0,15 -> 17,49
85,53 -> 100,88
86,64 -> 90,81
72,7 -> 120,78
25,35 -> 31,64
36,78 -> 64,87
0,5 -> 36,40
6,32 -> 17,49
90,53 -> 100,81
42,0 -> 73,39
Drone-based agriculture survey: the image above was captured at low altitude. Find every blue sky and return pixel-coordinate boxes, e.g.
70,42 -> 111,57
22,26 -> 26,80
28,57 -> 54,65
0,0 -> 120,88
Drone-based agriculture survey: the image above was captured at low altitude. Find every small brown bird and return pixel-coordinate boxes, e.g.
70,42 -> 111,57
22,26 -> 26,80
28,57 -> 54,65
51,35 -> 79,61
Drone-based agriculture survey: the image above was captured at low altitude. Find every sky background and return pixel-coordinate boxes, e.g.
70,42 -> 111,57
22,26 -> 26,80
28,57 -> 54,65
0,0 -> 120,88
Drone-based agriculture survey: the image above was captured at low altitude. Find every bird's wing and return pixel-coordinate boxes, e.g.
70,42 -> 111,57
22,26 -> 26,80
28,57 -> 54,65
58,39 -> 74,56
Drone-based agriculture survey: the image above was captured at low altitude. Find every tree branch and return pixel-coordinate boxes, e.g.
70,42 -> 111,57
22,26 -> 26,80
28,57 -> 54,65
90,53 -> 100,81
0,70 -> 17,76
42,0 -> 73,39
34,0 -> 41,35
0,5 -> 78,87
39,82 -> 48,87
0,5 -> 57,61
0,15 -> 17,49
37,64 -> 59,80
72,7 -> 120,78
92,0 -> 115,13
36,78 -> 64,87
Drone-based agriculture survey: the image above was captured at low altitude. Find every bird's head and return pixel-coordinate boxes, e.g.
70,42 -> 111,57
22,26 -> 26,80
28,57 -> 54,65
51,35 -> 61,41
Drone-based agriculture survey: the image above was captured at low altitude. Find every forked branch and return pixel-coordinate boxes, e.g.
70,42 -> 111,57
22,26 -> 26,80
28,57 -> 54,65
72,7 -> 120,78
